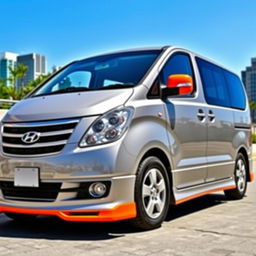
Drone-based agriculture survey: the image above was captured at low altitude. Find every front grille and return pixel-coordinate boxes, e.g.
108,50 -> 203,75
0,181 -> 62,202
1,119 -> 79,156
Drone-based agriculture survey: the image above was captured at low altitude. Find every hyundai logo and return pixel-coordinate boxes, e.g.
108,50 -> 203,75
21,131 -> 41,144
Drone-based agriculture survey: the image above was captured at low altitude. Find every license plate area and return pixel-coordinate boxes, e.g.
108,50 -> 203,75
14,167 -> 39,187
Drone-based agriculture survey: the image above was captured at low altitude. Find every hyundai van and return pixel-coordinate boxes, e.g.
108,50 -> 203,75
0,46 -> 253,230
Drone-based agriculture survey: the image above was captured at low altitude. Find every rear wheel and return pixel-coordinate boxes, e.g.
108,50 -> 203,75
130,156 -> 170,230
4,212 -> 37,223
224,153 -> 247,200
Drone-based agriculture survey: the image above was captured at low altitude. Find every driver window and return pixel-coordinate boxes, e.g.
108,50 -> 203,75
161,53 -> 195,89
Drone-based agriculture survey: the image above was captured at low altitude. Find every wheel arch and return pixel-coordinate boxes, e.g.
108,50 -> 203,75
139,147 -> 175,203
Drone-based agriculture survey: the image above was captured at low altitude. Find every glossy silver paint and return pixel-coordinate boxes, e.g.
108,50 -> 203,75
0,46 -> 252,216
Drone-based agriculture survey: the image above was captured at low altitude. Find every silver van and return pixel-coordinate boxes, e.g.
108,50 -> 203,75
0,46 -> 253,230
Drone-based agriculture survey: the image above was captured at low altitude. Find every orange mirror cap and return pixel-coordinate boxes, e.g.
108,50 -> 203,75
167,74 -> 193,95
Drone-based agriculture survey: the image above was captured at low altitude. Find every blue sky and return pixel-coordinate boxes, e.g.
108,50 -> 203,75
1,0 -> 256,75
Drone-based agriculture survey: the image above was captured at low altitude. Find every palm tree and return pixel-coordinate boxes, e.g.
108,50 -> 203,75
0,78 -> 8,99
20,73 -> 51,98
5,63 -> 28,100
8,63 -> 28,90
4,86 -> 22,100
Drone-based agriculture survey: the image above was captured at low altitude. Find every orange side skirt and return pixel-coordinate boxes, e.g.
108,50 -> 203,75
175,185 -> 236,205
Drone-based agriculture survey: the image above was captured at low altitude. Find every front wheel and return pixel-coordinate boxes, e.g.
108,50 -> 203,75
224,153 -> 247,200
130,156 -> 170,230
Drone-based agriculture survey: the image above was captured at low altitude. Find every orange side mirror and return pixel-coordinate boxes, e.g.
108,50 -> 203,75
167,74 -> 194,95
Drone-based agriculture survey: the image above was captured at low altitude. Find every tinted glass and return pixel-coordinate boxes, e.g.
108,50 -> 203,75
224,71 -> 246,109
161,54 -> 193,84
51,71 -> 91,92
161,54 -> 194,85
32,51 -> 161,97
196,58 -> 230,107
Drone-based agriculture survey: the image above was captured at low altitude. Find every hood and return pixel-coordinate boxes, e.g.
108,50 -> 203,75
2,89 -> 133,122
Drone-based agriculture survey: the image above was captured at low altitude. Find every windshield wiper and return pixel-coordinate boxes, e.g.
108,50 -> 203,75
98,83 -> 135,90
32,87 -> 92,97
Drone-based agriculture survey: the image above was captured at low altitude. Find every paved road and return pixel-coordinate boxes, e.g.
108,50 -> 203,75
0,166 -> 255,256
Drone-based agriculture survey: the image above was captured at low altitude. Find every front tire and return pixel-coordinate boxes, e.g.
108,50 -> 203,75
225,153 -> 247,200
130,156 -> 170,230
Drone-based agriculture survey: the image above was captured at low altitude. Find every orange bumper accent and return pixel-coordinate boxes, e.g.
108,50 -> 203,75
0,202 -> 137,222
175,185 -> 236,205
250,172 -> 254,182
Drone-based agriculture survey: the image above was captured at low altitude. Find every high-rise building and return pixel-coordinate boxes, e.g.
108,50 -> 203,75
17,53 -> 46,87
242,58 -> 256,121
0,52 -> 17,86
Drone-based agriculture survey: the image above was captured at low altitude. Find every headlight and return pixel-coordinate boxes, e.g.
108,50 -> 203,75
79,107 -> 134,147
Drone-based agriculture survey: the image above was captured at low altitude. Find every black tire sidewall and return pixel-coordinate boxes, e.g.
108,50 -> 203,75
135,156 -> 170,228
234,153 -> 247,197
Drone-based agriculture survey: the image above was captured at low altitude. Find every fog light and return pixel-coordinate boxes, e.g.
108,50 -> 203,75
89,182 -> 107,198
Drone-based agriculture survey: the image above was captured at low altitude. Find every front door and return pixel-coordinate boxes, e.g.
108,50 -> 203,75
160,52 -> 207,189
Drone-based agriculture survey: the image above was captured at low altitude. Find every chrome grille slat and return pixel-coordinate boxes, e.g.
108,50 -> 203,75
2,140 -> 68,148
1,119 -> 79,156
2,129 -> 74,138
3,119 -> 80,127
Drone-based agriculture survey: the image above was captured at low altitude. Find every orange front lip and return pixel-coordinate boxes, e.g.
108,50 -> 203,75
0,202 -> 137,222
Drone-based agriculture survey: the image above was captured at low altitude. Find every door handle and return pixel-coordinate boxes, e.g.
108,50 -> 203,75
197,109 -> 206,121
208,110 -> 215,122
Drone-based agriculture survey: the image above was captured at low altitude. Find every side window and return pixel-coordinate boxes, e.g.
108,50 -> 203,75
224,71 -> 246,109
196,58 -> 230,108
161,53 -> 195,87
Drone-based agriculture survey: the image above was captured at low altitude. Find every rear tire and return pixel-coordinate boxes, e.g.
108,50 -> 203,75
130,156 -> 170,230
4,212 -> 37,223
224,153 -> 247,200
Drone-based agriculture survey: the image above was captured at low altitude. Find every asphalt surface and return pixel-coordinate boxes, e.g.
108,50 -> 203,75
0,163 -> 255,256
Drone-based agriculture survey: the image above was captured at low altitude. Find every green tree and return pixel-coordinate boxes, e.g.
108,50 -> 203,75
20,73 -> 51,98
249,101 -> 256,123
0,78 -> 8,99
4,86 -> 23,100
0,68 -> 51,101
8,63 -> 28,90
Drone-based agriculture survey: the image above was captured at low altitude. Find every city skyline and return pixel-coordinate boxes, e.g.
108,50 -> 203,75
0,51 -> 47,87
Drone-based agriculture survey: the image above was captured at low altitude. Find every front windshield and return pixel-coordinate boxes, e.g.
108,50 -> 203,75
32,50 -> 161,97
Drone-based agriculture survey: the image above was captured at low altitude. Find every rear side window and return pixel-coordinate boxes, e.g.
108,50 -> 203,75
196,58 -> 230,108
224,71 -> 246,109
196,57 -> 246,110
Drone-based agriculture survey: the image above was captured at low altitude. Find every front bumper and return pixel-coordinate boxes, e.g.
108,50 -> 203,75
0,117 -> 138,222
0,174 -> 137,222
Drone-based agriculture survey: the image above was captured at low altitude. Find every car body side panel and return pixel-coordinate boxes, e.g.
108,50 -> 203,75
205,106 -> 236,181
164,100 -> 207,188
123,96 -> 173,172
